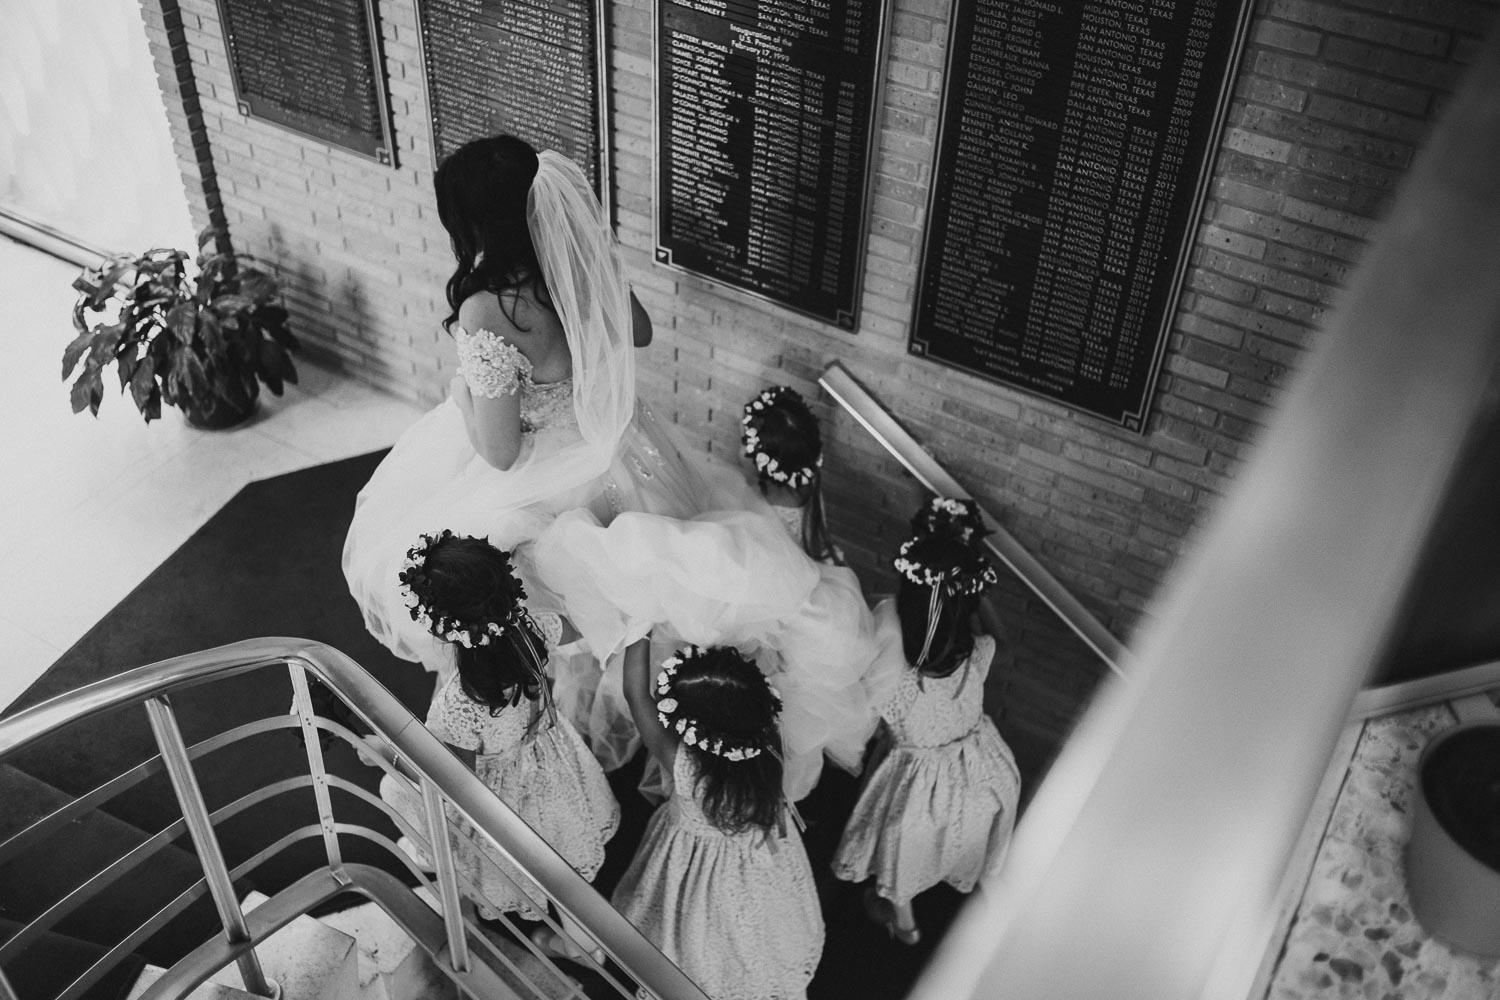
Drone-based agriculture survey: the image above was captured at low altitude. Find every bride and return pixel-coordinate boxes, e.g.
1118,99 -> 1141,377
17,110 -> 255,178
342,135 -> 880,799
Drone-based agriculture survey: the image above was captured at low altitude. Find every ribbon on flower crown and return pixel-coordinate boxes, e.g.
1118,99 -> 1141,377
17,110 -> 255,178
512,609 -> 559,731
917,569 -> 950,668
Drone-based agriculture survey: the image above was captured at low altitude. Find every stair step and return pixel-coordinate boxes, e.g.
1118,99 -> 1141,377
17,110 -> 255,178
0,763 -> 221,966
471,920 -> 589,1000
230,891 -> 361,1000
313,889 -> 456,1000
0,917 -> 148,1000
126,964 -> 260,1000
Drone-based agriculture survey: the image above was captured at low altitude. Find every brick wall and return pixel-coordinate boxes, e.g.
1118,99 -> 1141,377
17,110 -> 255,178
141,0 -> 1497,776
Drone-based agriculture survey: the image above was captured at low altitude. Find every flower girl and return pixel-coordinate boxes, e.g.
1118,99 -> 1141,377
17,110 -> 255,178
831,498 -> 1022,944
740,385 -> 842,564
612,641 -> 824,1000
374,529 -> 619,960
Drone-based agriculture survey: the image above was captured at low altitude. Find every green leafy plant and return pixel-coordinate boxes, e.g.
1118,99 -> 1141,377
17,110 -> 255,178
62,228 -> 299,426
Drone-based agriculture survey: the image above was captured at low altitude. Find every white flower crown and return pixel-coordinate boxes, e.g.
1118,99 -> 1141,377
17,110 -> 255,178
893,538 -> 999,596
398,530 -> 515,648
654,646 -> 781,762
741,387 -> 821,490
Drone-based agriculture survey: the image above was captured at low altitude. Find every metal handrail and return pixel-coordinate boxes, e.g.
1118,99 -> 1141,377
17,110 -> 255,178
0,637 -> 710,1000
138,864 -> 524,1000
819,362 -> 1129,676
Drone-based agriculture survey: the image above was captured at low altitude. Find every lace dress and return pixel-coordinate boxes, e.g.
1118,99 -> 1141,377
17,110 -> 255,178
612,750 -> 824,1000
831,631 -> 1021,907
380,617 -> 621,920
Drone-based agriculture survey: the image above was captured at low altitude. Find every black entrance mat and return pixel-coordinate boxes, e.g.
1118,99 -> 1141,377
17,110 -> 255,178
3,451 -> 435,902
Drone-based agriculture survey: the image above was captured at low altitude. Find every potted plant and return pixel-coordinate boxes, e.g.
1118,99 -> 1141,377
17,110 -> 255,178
1406,695 -> 1500,957
61,227 -> 299,428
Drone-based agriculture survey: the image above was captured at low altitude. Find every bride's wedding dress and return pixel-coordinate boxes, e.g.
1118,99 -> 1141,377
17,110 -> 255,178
342,151 -> 878,799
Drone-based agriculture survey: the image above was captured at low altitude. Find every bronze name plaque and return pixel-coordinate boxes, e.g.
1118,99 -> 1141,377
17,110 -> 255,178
416,0 -> 609,205
912,0 -> 1253,430
217,0 -> 395,164
654,0 -> 887,330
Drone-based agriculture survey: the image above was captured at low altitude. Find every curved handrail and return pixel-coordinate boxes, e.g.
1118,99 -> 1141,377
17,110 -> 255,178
819,362 -> 1129,675
0,637 -> 708,1000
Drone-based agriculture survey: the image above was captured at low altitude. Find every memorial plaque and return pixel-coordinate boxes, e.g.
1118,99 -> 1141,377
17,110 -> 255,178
911,0 -> 1253,430
216,0 -> 395,164
654,0 -> 886,330
417,0 -> 608,205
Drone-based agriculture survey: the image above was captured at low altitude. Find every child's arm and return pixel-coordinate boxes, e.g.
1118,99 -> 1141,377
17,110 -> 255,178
623,635 -> 676,774
974,590 -> 1006,642
630,291 -> 653,347
357,733 -> 473,780
972,593 -> 1008,676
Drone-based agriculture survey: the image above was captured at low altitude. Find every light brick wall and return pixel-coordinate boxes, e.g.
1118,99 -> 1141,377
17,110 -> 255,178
141,0 -> 1497,776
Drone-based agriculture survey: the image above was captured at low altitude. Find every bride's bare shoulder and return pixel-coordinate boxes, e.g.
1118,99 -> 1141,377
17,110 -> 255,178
456,286 -> 559,342
456,290 -> 523,340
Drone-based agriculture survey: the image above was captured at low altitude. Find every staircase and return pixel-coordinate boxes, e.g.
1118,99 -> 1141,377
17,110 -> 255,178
0,638 -> 708,1000
125,889 -> 490,1000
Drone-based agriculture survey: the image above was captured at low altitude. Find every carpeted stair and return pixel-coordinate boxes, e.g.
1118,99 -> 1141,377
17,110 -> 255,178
0,917 -> 146,1000
0,763 -> 225,999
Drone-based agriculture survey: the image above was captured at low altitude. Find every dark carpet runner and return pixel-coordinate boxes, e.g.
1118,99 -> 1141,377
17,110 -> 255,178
4,450 -> 964,1000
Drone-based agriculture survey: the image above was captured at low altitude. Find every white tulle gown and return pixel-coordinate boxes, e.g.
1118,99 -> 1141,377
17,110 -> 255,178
342,151 -> 879,801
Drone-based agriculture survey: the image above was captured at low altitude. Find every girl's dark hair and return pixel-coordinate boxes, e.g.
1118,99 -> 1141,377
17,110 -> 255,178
433,134 -> 553,332
746,389 -> 838,562
420,535 -> 546,713
897,578 -> 978,678
670,648 -> 784,834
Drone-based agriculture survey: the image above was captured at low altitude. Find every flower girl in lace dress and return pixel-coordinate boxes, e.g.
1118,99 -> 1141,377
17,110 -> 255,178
612,642 -> 824,1000
831,498 -> 1022,945
373,529 -> 619,960
739,386 -> 841,565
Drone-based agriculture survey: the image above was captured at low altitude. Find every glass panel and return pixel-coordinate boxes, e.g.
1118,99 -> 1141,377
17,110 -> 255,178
0,0 -> 195,253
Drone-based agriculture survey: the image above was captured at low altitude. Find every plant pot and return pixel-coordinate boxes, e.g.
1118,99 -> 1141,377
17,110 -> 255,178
182,394 -> 258,431
1405,714 -> 1500,957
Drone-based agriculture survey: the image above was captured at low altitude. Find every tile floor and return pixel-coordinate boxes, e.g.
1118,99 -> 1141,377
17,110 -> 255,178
0,237 -> 424,712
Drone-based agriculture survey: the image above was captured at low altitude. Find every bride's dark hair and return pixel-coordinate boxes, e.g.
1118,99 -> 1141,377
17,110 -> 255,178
434,134 -> 554,332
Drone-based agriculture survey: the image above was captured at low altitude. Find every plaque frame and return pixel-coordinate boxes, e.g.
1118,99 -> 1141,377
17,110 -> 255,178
909,1 -> 1256,432
650,0 -> 892,333
412,0 -> 615,223
214,0 -> 398,166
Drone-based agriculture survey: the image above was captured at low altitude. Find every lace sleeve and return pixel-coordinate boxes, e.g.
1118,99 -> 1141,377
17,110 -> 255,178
456,327 -> 533,399
425,677 -> 484,751
532,612 -> 564,649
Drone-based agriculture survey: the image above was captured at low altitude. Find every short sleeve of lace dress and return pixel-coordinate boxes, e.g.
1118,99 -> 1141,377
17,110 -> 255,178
456,327 -> 533,399
531,612 -> 564,649
425,676 -> 485,751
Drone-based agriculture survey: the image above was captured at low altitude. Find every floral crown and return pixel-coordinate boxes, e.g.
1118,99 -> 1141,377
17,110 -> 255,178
654,645 -> 782,762
893,498 -> 998,597
398,530 -> 527,648
910,496 -> 987,544
741,386 -> 822,490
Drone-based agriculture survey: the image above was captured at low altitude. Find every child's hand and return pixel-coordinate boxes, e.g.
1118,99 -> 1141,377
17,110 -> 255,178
356,733 -> 392,768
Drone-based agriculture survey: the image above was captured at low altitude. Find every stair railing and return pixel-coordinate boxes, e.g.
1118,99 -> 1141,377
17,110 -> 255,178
0,637 -> 709,1000
819,361 -> 1128,677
